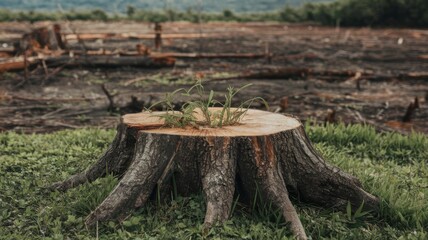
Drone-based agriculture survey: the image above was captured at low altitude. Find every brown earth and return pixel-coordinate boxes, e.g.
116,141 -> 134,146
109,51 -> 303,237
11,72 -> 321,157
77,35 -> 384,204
0,21 -> 427,134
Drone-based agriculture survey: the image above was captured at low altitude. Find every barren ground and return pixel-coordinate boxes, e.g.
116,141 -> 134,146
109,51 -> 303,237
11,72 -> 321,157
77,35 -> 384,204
0,21 -> 427,134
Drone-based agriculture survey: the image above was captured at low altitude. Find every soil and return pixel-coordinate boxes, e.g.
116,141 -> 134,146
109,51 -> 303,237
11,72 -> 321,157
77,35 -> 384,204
0,21 -> 427,134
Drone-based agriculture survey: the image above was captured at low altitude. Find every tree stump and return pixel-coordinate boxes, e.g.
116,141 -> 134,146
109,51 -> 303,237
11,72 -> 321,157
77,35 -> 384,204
51,108 -> 379,240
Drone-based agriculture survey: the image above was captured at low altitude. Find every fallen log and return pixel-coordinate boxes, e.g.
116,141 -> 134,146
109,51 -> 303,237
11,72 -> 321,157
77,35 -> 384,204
69,50 -> 267,59
281,52 -> 324,61
10,94 -> 104,103
151,52 -> 268,59
208,68 -> 310,81
399,72 -> 428,80
0,50 -> 15,58
0,57 -> 37,73
0,56 -> 175,73
64,32 -> 220,41
209,68 -> 428,82
209,68 -> 356,81
51,108 -> 379,240
43,55 -> 175,68
0,55 -> 175,73
351,54 -> 428,63
1,55 -> 423,81
0,59 -> 26,73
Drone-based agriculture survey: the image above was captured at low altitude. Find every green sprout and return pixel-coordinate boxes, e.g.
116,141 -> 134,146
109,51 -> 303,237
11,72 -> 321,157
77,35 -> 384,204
147,81 -> 268,128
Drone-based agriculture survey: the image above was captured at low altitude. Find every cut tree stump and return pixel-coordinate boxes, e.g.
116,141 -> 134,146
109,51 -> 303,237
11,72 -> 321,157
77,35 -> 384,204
51,108 -> 380,240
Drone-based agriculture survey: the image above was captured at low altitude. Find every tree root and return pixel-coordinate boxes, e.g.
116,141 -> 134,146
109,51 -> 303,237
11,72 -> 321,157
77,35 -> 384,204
201,137 -> 236,228
85,133 -> 180,226
50,124 -> 136,191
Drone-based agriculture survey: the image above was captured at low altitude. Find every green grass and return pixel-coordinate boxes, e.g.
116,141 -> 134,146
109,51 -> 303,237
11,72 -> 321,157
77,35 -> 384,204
0,124 -> 427,239
149,81 -> 267,128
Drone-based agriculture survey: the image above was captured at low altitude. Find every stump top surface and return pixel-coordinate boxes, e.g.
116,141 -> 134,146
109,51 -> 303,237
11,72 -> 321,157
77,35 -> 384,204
122,108 -> 301,137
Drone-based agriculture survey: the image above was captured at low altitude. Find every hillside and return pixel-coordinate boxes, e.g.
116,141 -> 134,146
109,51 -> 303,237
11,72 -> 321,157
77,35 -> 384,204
0,0 -> 332,13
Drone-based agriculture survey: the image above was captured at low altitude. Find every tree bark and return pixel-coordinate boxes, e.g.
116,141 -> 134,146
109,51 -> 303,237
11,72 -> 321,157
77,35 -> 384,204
51,108 -> 379,240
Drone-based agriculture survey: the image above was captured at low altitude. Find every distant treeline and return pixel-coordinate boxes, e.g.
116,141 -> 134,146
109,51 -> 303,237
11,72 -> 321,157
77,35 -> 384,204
0,0 -> 427,27
283,0 -> 428,27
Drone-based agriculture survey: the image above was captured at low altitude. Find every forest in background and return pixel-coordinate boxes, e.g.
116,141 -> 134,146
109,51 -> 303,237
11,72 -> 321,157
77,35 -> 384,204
0,0 -> 427,27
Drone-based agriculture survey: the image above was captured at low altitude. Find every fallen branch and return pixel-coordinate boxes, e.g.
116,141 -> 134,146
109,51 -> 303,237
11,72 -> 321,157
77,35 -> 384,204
346,108 -> 409,135
101,84 -> 115,111
402,97 -> 420,123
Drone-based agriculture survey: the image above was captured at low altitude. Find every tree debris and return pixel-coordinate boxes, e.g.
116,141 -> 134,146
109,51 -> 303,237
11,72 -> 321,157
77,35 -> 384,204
402,97 -> 420,122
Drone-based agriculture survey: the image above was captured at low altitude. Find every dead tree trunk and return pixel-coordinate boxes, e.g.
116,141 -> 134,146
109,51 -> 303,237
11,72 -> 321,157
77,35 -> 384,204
51,108 -> 379,240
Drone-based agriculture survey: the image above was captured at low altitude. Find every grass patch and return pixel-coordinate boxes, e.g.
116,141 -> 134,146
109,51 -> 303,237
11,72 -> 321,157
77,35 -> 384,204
148,81 -> 267,128
307,122 -> 428,165
0,124 -> 427,239
121,72 -> 239,87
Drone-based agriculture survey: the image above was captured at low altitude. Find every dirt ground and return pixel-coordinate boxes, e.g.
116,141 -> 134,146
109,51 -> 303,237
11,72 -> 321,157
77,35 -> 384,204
0,21 -> 427,134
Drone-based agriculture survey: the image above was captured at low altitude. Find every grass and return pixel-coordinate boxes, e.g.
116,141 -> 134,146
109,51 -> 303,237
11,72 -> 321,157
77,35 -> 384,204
148,81 -> 267,128
121,72 -> 239,87
0,124 -> 427,239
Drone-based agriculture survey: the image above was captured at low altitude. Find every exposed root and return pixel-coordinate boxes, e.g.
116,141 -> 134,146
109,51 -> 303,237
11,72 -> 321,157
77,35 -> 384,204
201,137 -> 236,228
85,134 -> 180,227
274,128 -> 380,212
50,124 -> 135,191
263,165 -> 307,239
247,136 -> 307,239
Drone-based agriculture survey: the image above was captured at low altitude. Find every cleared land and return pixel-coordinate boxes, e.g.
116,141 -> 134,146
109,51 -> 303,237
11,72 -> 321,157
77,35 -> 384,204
1,21 -> 427,134
0,21 -> 427,239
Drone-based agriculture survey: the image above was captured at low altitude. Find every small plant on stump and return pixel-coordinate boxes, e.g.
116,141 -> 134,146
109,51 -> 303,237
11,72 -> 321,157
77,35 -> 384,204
148,80 -> 268,128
